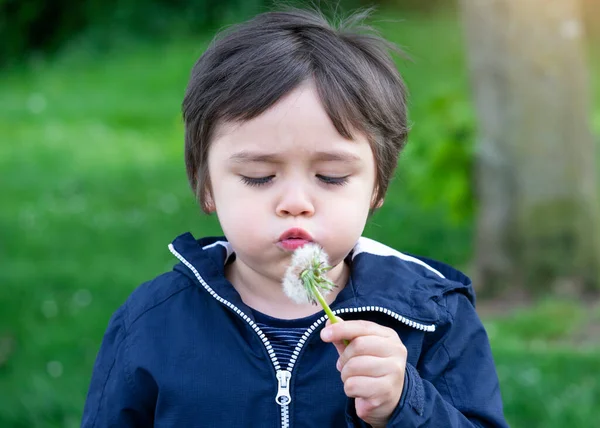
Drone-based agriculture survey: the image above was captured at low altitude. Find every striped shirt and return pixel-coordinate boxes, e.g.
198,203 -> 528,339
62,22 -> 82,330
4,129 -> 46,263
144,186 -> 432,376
253,309 -> 323,369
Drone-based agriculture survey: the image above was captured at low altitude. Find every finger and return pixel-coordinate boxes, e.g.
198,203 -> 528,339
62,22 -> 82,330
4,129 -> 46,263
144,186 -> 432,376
331,339 -> 346,358
320,316 -> 346,345
322,316 -> 348,357
343,375 -> 385,400
324,316 -> 344,328
338,335 -> 405,368
339,355 -> 389,382
321,320 -> 397,344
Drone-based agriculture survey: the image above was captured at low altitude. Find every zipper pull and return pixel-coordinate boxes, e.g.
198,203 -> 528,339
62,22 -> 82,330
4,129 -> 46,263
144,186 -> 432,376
275,370 -> 292,405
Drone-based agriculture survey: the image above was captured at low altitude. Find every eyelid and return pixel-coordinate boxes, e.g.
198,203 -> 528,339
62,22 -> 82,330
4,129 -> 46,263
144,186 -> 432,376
240,175 -> 275,187
239,174 -> 350,187
317,174 -> 350,186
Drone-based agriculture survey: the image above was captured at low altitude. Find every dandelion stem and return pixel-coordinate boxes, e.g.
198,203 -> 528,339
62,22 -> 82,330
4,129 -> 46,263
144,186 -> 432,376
313,285 -> 349,346
313,286 -> 337,323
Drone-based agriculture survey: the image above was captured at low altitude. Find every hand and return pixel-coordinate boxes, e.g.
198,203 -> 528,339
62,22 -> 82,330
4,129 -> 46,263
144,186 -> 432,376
320,319 -> 407,428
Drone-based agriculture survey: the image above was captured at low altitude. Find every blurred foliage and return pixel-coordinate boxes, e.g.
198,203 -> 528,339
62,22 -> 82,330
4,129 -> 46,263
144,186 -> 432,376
407,91 -> 475,223
0,0 -> 452,66
0,0 -> 261,65
487,299 -> 588,343
2,0 -> 598,67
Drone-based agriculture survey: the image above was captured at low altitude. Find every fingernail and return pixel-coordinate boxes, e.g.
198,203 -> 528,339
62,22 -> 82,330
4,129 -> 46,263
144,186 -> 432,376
321,328 -> 332,341
336,359 -> 341,371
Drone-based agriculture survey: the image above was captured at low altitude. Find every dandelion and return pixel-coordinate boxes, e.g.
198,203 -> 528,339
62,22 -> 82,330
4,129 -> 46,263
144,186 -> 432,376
282,244 -> 345,335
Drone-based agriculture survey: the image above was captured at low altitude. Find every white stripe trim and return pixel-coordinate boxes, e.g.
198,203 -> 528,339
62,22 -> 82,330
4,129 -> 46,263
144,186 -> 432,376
202,240 -> 234,260
351,237 -> 445,278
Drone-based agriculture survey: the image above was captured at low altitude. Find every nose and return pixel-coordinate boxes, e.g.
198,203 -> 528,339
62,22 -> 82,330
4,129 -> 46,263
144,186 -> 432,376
276,181 -> 315,217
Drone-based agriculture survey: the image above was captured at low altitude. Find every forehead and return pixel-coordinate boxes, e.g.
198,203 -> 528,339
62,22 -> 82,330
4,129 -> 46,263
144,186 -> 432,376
211,83 -> 372,158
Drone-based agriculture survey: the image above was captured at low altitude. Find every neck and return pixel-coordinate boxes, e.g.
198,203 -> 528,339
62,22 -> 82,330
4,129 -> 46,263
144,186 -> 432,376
226,259 -> 349,320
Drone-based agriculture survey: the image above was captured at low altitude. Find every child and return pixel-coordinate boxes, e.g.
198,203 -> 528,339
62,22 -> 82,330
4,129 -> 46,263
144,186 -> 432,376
82,7 -> 508,428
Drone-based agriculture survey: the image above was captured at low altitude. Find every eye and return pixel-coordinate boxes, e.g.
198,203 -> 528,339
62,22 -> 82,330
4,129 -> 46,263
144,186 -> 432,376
240,175 -> 275,187
317,175 -> 349,186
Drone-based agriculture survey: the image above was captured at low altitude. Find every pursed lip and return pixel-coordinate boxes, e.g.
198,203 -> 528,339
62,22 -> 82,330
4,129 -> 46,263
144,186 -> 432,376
278,227 -> 314,242
277,228 -> 314,251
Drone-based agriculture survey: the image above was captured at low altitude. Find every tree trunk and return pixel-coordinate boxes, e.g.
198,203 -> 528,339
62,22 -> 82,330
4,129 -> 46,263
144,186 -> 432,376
459,0 -> 600,295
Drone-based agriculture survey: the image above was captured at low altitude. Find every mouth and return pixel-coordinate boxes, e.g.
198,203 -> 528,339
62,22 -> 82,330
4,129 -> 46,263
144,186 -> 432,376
277,228 -> 313,251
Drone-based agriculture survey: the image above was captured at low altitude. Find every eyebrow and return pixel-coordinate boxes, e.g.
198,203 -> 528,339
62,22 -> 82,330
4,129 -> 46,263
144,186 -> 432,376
228,150 -> 362,164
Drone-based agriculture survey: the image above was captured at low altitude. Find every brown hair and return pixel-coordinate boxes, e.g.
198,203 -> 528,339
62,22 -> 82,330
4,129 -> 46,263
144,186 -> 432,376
182,7 -> 409,212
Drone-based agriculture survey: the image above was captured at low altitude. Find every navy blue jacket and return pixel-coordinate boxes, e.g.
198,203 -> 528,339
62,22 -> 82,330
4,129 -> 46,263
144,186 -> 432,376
82,233 -> 508,427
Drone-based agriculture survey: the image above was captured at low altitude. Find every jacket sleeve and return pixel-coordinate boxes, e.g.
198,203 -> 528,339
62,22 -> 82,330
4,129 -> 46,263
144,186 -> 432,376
81,306 -> 156,427
345,292 -> 508,428
386,291 -> 508,427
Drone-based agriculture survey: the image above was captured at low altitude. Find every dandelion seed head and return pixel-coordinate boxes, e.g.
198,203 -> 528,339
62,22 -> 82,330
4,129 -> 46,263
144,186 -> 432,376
282,268 -> 310,304
282,243 -> 334,304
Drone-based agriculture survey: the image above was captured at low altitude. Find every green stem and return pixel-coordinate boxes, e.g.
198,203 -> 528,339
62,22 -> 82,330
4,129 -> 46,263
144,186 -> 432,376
313,286 -> 350,346
313,286 -> 336,322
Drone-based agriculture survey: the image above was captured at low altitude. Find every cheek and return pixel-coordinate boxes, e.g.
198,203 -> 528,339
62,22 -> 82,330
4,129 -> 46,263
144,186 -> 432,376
321,191 -> 371,241
325,203 -> 369,234
328,183 -> 373,216
215,193 -> 268,241
211,174 -> 256,208
321,215 -> 366,267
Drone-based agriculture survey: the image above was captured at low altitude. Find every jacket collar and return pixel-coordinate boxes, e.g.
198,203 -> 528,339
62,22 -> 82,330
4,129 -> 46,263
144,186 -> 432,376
169,233 -> 474,326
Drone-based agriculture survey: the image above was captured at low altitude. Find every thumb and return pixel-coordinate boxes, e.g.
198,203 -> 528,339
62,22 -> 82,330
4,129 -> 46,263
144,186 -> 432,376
323,316 -> 347,355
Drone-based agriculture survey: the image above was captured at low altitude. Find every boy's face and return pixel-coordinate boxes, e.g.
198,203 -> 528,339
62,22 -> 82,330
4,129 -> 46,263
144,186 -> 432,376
207,82 -> 378,287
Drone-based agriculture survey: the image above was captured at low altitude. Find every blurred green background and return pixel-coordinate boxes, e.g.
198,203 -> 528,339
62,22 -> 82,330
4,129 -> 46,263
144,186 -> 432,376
1,0 -> 599,427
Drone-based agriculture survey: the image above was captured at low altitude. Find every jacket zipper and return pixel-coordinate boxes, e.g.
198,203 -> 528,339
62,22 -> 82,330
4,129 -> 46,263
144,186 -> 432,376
169,244 -> 435,428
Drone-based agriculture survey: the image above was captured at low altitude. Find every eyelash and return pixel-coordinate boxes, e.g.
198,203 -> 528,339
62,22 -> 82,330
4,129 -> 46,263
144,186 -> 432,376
317,174 -> 349,186
240,175 -> 275,187
240,175 -> 349,187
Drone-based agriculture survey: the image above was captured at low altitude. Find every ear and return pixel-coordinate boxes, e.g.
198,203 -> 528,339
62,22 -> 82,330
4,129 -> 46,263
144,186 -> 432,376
204,190 -> 216,213
200,179 -> 216,213
370,186 -> 384,210
373,198 -> 384,209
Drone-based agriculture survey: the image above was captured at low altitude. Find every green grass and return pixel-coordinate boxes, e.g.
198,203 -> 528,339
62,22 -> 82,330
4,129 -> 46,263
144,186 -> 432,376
484,299 -> 600,427
1,8 -> 599,428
